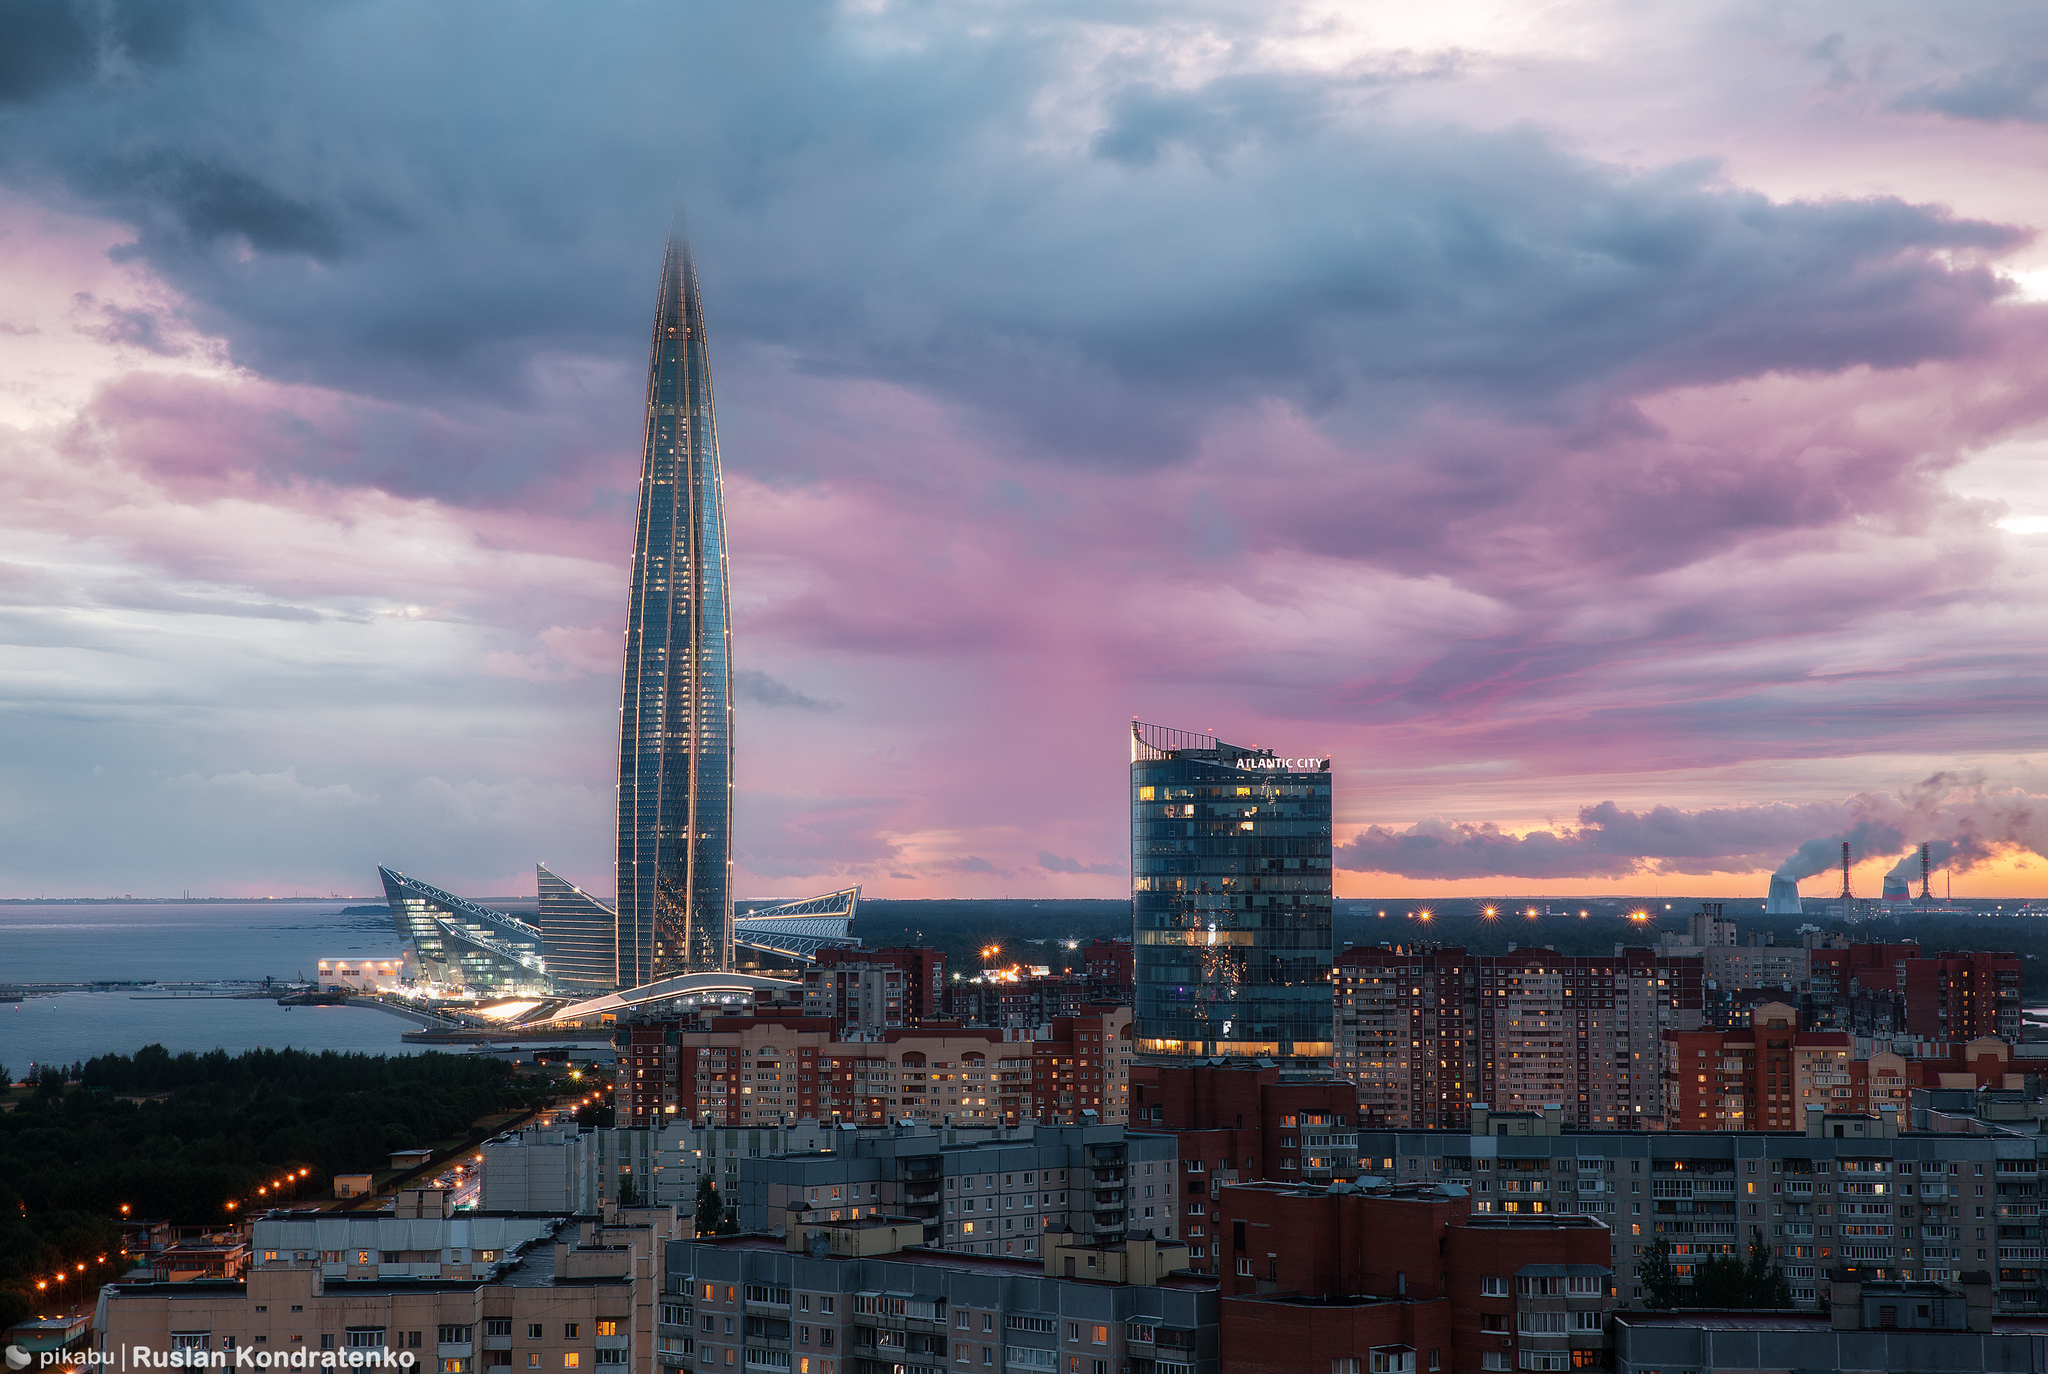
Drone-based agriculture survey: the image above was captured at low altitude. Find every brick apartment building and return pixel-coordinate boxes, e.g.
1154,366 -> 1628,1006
801,947 -> 947,1038
1213,1178 -> 1617,1374
1664,1003 -> 2027,1133
617,1009 -> 1132,1131
1334,945 -> 1702,1133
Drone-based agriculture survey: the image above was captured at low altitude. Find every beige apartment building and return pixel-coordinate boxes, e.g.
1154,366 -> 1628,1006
97,1194 -> 679,1374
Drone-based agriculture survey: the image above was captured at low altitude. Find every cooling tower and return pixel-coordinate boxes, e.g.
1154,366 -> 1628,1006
1765,873 -> 1803,915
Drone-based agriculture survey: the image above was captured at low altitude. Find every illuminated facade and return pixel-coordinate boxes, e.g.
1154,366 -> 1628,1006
1129,721 -> 1334,1072
536,863 -> 618,994
617,236 -> 734,982
379,865 -> 550,994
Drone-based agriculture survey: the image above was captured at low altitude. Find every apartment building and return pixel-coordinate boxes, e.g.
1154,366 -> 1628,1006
1033,1007 -> 1134,1125
1357,1109 -> 2048,1315
736,1122 -> 1179,1259
801,948 -> 946,1038
616,1017 -> 1039,1129
100,1195 -> 680,1374
1333,945 -> 1698,1132
482,1122 -> 837,1213
660,1223 -> 1216,1374
1213,1179 -> 1616,1374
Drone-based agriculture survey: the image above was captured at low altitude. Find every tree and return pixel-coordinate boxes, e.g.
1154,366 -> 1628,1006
1638,1235 -> 1681,1309
1689,1253 -> 1746,1307
1742,1228 -> 1792,1307
694,1177 -> 723,1237
617,1177 -> 641,1208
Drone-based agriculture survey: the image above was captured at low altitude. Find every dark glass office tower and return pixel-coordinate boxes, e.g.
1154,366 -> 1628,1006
536,863 -> 619,994
1130,722 -> 1334,1072
616,237 -> 734,982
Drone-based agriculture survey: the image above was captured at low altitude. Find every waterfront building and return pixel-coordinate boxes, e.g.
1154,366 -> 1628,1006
1129,722 -> 1333,1073
660,1222 -> 1215,1374
617,237 -> 735,982
1333,944 -> 1695,1133
539,863 -> 620,994
379,865 -> 550,994
734,1121 -> 1178,1257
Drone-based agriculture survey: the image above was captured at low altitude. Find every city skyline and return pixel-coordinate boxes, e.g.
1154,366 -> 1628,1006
2,3 -> 2048,902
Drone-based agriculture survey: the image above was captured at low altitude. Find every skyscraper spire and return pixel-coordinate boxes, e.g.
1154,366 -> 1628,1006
616,235 -> 734,980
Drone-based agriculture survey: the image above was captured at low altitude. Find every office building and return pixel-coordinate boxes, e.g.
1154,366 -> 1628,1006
735,1122 -> 1179,1258
539,864 -> 620,994
1130,722 -> 1333,1073
380,865 -> 551,994
660,1222 -> 1215,1374
1333,945 -> 1698,1133
617,237 -> 735,982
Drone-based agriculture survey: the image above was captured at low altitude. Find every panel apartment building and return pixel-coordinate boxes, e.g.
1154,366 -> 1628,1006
735,1122 -> 1180,1261
1355,1106 -> 2048,1316
1334,944 -> 1703,1132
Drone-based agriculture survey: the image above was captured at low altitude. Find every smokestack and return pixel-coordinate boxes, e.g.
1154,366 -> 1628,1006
1920,842 -> 1932,902
1839,842 -> 1852,900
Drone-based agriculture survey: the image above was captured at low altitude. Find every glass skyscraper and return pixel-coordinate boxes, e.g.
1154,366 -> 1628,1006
1130,722 -> 1334,1071
616,237 -> 734,982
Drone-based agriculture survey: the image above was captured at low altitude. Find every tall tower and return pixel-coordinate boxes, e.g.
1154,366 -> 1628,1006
616,236 -> 734,982
1130,722 -> 1334,1073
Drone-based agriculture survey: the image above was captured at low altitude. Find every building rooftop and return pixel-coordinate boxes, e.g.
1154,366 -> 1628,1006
680,1235 -> 1216,1290
1618,1311 -> 2048,1334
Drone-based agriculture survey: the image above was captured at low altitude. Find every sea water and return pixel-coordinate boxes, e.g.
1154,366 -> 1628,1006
0,900 -> 480,1074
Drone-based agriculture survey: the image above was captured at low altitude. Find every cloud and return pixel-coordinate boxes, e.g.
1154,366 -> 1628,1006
1037,851 -> 1122,875
735,669 -> 840,712
1337,778 -> 2048,883
1896,58 -> 2048,124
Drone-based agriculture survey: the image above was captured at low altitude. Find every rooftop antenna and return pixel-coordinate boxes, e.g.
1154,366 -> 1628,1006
1920,843 -> 1932,902
1839,842 -> 1852,901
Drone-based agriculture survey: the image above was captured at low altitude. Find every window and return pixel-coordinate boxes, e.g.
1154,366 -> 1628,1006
1518,1313 -> 1566,1335
1124,1325 -> 1153,1344
1089,1327 -> 1107,1346
1236,1259 -> 1252,1276
1333,1362 -> 1359,1374
528,1328 -> 545,1341
1482,1357 -> 1508,1373
564,1327 -> 580,1341
1569,1313 -> 1603,1333
1005,1317 -> 1055,1335
818,1299 -> 834,1316
487,1323 -> 513,1338
442,1328 -> 475,1346
442,1363 -> 466,1374
1479,1276 -> 1508,1297
563,1359 -> 580,1371
596,1323 -> 621,1339
1369,1353 -> 1414,1374
1566,1276 -> 1602,1296
348,1332 -> 387,1349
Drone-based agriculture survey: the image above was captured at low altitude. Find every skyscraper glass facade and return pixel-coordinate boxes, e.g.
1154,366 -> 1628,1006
617,238 -> 734,982
1130,722 -> 1334,1072
536,863 -> 619,994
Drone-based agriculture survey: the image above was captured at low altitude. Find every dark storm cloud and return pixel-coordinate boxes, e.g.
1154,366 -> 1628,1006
0,1 -> 2023,499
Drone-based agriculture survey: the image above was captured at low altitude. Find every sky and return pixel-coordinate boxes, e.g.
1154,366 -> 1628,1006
2,0 -> 2047,904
